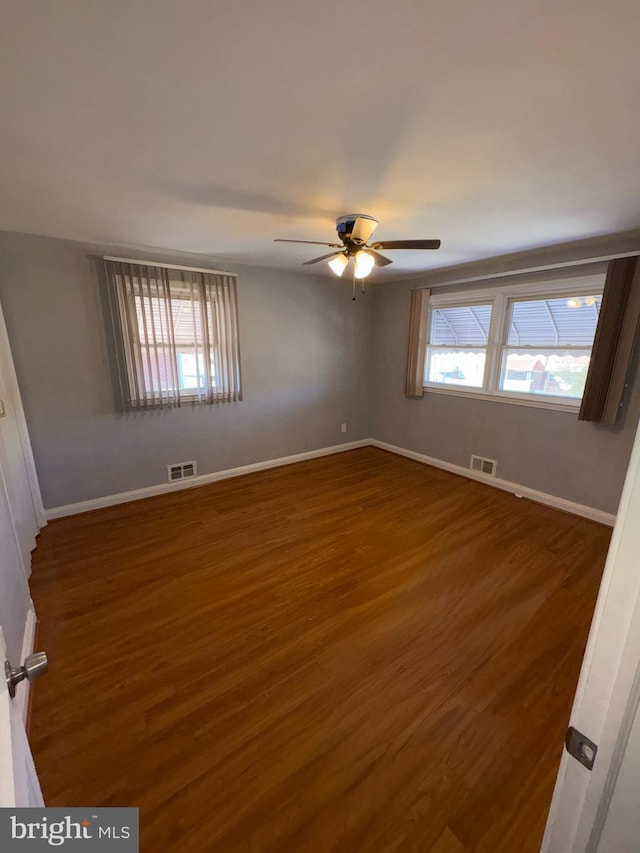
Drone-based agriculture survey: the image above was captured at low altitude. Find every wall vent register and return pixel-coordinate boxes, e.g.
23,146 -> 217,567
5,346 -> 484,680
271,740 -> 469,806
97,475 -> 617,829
470,455 -> 497,476
167,461 -> 197,483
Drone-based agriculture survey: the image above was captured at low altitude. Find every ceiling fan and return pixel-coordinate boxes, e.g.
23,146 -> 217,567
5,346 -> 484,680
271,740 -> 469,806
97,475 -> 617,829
275,214 -> 441,297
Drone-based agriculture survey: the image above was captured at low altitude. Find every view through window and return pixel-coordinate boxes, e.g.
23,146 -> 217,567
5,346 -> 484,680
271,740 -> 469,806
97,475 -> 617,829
426,304 -> 492,389
500,295 -> 601,399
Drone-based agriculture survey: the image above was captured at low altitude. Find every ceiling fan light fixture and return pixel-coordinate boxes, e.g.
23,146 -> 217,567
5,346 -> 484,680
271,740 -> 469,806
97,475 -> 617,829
274,215 -> 441,297
354,250 -> 375,279
328,254 -> 348,277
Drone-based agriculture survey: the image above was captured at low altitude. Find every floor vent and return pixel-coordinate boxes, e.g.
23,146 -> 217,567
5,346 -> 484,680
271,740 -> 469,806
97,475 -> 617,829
167,461 -> 197,483
470,455 -> 497,477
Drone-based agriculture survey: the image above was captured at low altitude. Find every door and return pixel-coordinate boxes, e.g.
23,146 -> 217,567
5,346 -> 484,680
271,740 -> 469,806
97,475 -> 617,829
0,627 -> 44,808
0,294 -> 46,808
542,417 -> 640,851
595,693 -> 640,851
0,432 -> 44,807
0,302 -> 44,576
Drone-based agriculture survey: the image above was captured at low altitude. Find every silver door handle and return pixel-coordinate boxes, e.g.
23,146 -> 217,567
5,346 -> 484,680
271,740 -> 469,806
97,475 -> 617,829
4,652 -> 48,698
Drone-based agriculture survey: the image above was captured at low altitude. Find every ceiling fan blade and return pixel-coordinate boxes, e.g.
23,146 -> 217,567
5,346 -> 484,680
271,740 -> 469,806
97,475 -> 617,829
350,216 -> 379,245
369,239 -> 441,251
367,250 -> 393,267
303,251 -> 345,265
274,239 -> 342,248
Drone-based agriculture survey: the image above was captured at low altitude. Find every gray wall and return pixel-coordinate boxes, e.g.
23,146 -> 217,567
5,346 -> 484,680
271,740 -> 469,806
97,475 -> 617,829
0,232 -> 372,509
0,229 -> 637,516
370,283 -> 640,515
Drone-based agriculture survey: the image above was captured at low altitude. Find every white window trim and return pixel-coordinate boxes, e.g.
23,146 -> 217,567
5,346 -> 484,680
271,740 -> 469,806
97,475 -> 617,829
423,275 -> 604,409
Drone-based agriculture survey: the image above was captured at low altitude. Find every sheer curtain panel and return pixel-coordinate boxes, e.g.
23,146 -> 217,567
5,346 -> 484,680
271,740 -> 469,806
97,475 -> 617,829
405,288 -> 430,397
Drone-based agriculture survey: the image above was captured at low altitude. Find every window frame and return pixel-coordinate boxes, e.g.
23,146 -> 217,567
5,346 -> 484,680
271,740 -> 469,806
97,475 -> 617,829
423,275 -> 605,411
424,298 -> 494,391
121,277 -> 219,405
163,279 -> 218,402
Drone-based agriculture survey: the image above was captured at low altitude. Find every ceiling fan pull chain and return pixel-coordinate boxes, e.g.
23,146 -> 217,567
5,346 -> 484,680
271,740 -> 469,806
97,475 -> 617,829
352,270 -> 356,301
361,280 -> 365,295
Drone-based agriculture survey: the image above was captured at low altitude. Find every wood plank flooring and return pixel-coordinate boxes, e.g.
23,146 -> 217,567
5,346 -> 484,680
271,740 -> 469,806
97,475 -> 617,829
28,448 -> 611,852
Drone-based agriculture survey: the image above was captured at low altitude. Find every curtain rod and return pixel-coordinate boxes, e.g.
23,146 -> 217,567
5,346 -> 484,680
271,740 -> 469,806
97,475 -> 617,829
104,256 -> 236,277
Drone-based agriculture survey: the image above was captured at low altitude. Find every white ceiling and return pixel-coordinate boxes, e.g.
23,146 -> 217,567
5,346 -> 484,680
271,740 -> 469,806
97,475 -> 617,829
1,0 -> 640,279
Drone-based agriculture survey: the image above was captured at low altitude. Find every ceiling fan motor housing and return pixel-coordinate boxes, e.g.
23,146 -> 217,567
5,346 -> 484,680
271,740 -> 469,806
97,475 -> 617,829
336,214 -> 379,246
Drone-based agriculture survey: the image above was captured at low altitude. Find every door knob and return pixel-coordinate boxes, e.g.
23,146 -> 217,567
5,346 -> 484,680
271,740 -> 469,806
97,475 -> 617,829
4,651 -> 49,698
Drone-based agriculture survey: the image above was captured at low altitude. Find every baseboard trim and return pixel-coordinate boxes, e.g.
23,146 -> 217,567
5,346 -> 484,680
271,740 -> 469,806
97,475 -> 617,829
45,440 -> 370,520
45,437 -> 616,526
369,439 -> 616,526
16,605 -> 37,725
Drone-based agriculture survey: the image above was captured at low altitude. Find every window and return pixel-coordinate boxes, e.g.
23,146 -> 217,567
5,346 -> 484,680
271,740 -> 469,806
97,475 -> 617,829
424,275 -> 605,408
500,294 -> 601,400
105,259 -> 242,409
425,303 -> 492,389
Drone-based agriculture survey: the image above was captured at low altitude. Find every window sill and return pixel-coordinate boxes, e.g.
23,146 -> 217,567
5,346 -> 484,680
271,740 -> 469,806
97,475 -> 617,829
421,384 -> 581,413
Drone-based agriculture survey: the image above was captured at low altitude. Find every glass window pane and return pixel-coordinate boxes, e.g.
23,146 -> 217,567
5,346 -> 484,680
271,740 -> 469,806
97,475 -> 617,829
139,349 -> 176,394
134,289 -> 217,395
134,295 -> 172,345
431,304 -> 492,347
507,295 -> 601,347
177,351 -> 216,392
500,349 -> 591,399
426,348 -> 487,388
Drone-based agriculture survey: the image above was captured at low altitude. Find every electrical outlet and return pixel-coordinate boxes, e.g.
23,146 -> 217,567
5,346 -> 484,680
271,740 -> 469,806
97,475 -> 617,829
341,423 -> 347,433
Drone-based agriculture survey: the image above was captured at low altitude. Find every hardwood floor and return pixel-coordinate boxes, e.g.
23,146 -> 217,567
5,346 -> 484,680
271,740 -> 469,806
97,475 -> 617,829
28,448 -> 611,852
